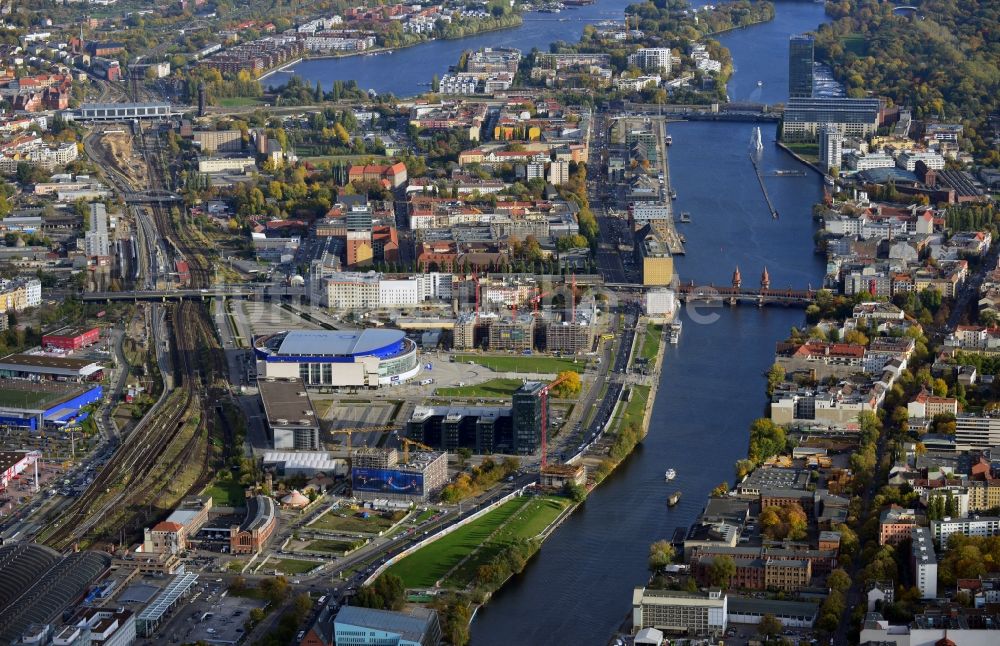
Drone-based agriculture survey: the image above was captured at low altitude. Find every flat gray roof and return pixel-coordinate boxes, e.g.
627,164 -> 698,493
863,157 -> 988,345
257,378 -> 318,429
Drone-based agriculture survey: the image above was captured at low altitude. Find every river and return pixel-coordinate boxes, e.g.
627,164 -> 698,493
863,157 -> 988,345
281,1 -> 833,643
468,3 -> 831,644
267,1 -> 638,96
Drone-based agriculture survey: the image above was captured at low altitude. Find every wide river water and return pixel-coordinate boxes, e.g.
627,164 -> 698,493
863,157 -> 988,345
281,1 -> 833,643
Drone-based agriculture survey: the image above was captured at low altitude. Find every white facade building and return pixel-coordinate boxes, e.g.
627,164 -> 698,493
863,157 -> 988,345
628,47 -> 672,74
911,527 -> 938,599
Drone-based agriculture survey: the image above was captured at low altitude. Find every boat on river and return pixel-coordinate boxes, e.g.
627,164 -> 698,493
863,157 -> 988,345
665,469 -> 676,481
679,212 -> 691,223
668,321 -> 682,344
668,491 -> 682,506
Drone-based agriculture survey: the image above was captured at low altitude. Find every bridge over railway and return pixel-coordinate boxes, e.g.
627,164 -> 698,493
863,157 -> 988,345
83,285 -> 308,301
123,190 -> 184,204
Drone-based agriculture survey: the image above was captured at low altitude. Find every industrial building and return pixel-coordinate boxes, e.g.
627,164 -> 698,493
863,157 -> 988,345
0,354 -> 104,382
257,377 -> 321,450
407,405 -> 512,454
254,329 -> 420,388
77,102 -> 172,121
351,447 -> 448,502
42,326 -> 100,351
0,379 -> 103,430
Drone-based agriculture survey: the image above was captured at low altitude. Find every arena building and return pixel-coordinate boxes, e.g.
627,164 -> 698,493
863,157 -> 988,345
254,329 -> 419,388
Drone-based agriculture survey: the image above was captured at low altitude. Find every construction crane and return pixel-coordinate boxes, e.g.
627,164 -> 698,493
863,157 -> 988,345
328,424 -> 398,454
400,437 -> 434,464
539,372 -> 573,470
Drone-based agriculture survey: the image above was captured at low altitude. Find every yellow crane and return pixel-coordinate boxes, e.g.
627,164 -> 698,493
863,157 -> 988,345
400,437 -> 434,464
328,424 -> 399,454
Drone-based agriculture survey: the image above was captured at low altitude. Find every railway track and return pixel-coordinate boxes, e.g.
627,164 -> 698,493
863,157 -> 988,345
42,127 -> 228,549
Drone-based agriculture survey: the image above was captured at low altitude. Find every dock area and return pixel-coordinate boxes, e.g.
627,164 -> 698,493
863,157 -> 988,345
655,118 -> 686,255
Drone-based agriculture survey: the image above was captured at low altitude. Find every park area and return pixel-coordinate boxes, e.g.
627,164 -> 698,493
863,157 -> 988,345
387,495 -> 570,590
436,378 -> 524,398
453,354 -> 586,374
310,507 -> 406,534
305,538 -> 365,554
268,558 -> 319,575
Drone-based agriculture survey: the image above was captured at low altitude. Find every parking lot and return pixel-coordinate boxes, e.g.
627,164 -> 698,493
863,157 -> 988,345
158,584 -> 266,646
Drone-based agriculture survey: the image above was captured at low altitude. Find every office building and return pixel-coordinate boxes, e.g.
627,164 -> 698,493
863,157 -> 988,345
861,610 -> 1000,646
512,382 -> 547,455
782,97 -> 881,142
632,587 -> 727,638
197,156 -> 256,173
818,124 -> 843,172
191,130 -> 243,153
333,606 -> 441,646
788,35 -> 814,98
911,527 -> 938,599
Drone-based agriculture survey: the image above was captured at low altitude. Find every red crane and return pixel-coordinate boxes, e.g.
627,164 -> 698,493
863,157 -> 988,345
539,372 -> 572,469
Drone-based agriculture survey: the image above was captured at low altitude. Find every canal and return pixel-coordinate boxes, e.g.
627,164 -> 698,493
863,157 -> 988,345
281,1 -> 834,642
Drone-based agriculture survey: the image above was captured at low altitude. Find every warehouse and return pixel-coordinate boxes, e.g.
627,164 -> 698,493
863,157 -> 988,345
0,451 -> 36,489
42,326 -> 100,351
254,329 -> 420,387
0,379 -> 103,430
351,447 -> 448,502
0,353 -> 104,381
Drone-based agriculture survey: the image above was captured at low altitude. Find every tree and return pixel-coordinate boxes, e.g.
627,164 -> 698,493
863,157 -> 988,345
758,613 -> 783,637
563,481 -> 587,503
372,573 -> 406,611
708,555 -> 736,587
828,568 -> 851,593
551,370 -> 582,398
766,364 -> 785,396
648,540 -> 675,571
711,482 -> 729,497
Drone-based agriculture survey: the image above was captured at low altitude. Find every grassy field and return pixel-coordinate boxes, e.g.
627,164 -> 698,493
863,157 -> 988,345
311,509 -> 401,534
436,378 -> 525,398
0,389 -> 60,408
387,498 -> 528,589
453,355 -> 586,374
217,97 -> 266,107
307,538 -> 364,554
640,325 -> 663,362
270,558 -> 319,575
620,385 -> 650,431
445,496 -> 569,587
202,480 -> 246,507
